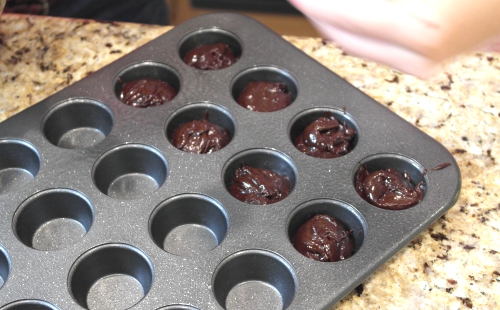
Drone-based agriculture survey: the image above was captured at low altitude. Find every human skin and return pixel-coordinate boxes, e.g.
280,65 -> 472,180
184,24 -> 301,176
288,0 -> 500,78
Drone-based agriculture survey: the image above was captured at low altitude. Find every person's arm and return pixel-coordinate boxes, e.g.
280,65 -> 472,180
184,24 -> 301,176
289,0 -> 500,78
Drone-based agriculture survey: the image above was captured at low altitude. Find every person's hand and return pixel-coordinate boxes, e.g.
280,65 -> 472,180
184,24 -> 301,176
289,0 -> 500,78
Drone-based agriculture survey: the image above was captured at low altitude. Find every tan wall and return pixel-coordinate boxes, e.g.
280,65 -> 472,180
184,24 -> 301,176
167,0 -> 320,37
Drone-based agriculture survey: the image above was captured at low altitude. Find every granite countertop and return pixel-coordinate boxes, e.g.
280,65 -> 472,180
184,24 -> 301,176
0,14 -> 499,310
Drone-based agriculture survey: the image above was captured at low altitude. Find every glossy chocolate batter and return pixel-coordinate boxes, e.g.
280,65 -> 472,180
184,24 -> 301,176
230,163 -> 291,205
171,114 -> 230,154
236,81 -> 291,112
293,214 -> 353,262
184,43 -> 238,70
294,116 -> 356,158
119,78 -> 177,107
355,166 -> 424,210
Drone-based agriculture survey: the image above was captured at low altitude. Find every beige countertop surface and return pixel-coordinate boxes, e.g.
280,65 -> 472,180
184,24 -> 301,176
0,14 -> 499,310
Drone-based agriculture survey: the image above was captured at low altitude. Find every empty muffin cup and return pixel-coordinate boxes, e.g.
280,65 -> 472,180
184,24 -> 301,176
287,199 -> 366,262
13,188 -> 94,251
156,306 -> 200,310
179,28 -> 242,69
353,153 -> 427,210
149,193 -> 228,256
288,107 -> 360,158
231,66 -> 298,112
212,249 -> 297,310
0,244 -> 10,289
0,139 -> 40,195
92,144 -> 168,200
0,299 -> 59,310
42,98 -> 114,149
68,243 -> 153,310
222,149 -> 297,205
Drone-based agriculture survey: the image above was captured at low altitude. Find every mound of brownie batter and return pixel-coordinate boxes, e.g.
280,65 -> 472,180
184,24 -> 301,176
230,163 -> 291,205
236,81 -> 291,112
293,214 -> 353,262
119,78 -> 177,108
184,43 -> 238,70
355,166 -> 424,210
294,116 -> 356,158
171,114 -> 230,154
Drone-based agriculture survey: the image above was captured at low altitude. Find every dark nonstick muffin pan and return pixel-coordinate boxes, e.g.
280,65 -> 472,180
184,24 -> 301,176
0,13 -> 461,310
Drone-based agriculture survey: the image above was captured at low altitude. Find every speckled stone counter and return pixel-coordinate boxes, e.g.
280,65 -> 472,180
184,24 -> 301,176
1,14 -> 499,310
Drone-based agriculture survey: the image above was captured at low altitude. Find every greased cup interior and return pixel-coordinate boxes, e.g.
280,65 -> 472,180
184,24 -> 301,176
149,193 -> 229,256
0,244 -> 10,289
212,249 -> 297,310
222,148 -> 297,204
287,199 -> 366,261
0,139 -> 41,195
68,243 -> 153,310
42,98 -> 114,149
92,143 -> 168,200
353,153 -> 428,210
178,28 -> 242,68
0,300 -> 60,310
13,188 -> 94,251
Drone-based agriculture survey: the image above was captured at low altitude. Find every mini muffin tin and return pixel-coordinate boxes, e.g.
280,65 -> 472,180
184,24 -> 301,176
0,13 -> 461,310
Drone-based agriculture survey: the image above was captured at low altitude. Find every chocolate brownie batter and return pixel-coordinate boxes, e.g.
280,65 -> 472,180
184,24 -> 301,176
184,43 -> 238,70
171,114 -> 230,154
355,166 -> 424,210
294,116 -> 356,158
230,163 -> 291,205
236,81 -> 291,112
293,214 -> 353,262
119,78 -> 177,108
